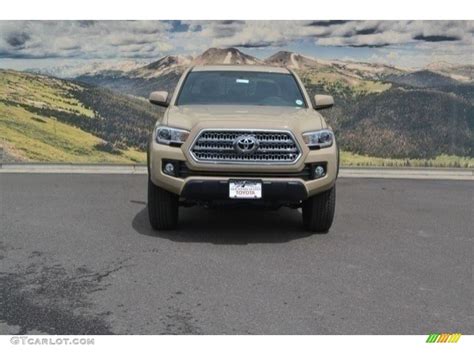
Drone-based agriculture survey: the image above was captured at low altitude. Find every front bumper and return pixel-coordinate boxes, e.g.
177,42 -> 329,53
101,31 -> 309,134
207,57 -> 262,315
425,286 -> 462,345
149,141 -> 338,200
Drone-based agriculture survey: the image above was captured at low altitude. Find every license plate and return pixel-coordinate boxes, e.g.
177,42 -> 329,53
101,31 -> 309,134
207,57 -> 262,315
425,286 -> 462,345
229,180 -> 262,199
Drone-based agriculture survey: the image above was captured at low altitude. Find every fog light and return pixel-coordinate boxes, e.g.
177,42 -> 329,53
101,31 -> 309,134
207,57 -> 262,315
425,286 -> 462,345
163,162 -> 175,176
314,165 -> 325,178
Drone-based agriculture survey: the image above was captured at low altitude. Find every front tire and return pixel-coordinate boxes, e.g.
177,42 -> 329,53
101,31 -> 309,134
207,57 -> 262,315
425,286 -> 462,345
148,177 -> 179,230
302,186 -> 336,232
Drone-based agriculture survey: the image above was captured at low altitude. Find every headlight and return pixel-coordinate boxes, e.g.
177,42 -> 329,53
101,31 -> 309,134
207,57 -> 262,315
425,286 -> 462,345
155,126 -> 190,145
302,129 -> 334,148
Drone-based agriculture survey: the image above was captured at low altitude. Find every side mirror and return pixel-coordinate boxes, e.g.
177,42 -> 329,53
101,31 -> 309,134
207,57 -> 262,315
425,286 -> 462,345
314,94 -> 334,110
149,91 -> 169,107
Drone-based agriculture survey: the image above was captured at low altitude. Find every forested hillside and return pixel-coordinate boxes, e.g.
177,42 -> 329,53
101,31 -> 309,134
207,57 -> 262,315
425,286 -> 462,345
0,70 -> 161,163
324,88 -> 473,158
76,71 -> 181,99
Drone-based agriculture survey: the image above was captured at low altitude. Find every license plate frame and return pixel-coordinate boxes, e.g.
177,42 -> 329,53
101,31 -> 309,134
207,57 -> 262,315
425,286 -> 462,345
229,180 -> 262,199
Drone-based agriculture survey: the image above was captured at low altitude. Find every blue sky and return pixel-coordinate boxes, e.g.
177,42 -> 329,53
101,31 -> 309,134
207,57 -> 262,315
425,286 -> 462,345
0,21 -> 472,71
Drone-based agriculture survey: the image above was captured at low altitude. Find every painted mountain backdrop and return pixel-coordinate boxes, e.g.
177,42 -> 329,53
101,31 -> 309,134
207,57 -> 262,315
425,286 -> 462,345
1,47 -> 473,166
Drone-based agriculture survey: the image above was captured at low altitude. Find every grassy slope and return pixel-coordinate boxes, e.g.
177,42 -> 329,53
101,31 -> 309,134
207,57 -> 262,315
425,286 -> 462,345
0,70 -> 145,163
341,151 -> 474,168
2,69 -> 94,117
297,68 -> 391,97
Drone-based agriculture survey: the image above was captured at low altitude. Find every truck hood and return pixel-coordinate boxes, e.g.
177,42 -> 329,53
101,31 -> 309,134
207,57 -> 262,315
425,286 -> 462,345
164,105 -> 326,132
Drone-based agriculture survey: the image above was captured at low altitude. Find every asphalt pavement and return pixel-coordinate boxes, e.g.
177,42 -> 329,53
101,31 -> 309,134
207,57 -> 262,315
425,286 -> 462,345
0,174 -> 472,334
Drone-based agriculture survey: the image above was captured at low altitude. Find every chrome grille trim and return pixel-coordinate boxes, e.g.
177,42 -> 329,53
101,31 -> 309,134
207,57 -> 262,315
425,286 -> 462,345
189,129 -> 302,165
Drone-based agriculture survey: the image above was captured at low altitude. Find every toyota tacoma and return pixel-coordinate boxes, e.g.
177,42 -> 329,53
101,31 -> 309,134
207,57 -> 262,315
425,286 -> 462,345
147,65 -> 338,231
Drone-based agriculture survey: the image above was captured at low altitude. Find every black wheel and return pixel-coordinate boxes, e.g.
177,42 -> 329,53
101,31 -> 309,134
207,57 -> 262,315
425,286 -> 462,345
302,186 -> 336,232
148,177 -> 179,230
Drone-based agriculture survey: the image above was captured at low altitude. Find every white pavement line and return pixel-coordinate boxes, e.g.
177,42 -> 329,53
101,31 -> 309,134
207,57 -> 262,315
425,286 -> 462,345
0,164 -> 472,181
339,168 -> 474,181
339,168 -> 473,181
0,164 -> 147,174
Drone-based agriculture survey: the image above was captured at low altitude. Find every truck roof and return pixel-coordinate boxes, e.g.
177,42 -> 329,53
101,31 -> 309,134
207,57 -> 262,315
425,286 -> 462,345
191,65 -> 291,74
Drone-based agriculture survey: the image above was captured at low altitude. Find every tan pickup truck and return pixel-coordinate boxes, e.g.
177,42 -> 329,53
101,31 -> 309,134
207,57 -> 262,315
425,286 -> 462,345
147,65 -> 338,232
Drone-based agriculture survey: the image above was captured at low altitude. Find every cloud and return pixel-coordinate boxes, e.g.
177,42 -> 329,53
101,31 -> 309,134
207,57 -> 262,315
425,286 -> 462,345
355,27 -> 379,36
184,20 -> 472,51
0,20 -> 471,62
236,41 -> 277,48
194,21 -> 301,48
311,21 -> 472,48
6,32 -> 30,47
306,20 -> 350,27
0,21 -> 173,59
413,34 -> 460,42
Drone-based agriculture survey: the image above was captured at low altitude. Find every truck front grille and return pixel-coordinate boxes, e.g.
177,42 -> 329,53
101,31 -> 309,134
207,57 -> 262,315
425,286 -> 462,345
190,130 -> 301,164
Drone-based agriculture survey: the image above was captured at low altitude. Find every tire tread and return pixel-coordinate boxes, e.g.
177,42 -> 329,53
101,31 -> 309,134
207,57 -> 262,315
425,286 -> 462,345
302,186 -> 336,232
148,178 -> 179,230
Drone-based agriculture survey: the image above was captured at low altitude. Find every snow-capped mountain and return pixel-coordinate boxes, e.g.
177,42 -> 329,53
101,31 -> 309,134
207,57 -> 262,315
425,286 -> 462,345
265,51 -> 406,80
127,55 -> 193,79
193,47 -> 263,66
265,51 -> 322,70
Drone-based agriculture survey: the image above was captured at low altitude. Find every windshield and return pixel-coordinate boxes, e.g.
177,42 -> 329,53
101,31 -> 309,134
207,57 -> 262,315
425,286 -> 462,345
176,71 -> 307,107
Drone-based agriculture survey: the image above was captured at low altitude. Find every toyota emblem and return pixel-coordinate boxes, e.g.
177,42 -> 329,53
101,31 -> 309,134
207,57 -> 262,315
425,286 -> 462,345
233,135 -> 259,154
